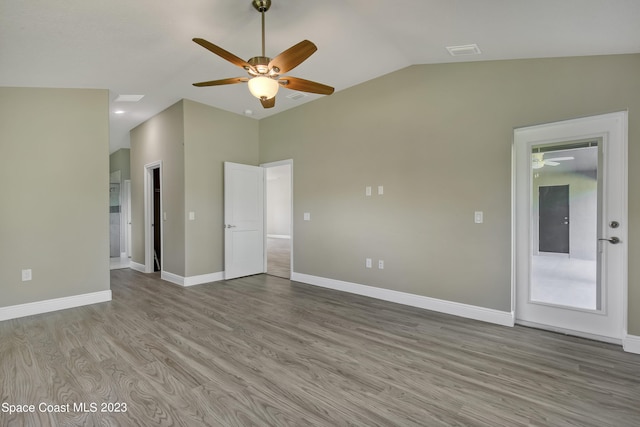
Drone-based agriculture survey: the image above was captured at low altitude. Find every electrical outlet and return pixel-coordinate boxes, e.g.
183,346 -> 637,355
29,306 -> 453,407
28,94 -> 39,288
366,258 -> 372,268
378,260 -> 384,269
21,269 -> 32,281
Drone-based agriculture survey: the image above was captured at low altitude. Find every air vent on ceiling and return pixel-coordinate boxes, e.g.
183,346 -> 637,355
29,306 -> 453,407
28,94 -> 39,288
286,92 -> 308,101
446,44 -> 481,56
114,94 -> 145,102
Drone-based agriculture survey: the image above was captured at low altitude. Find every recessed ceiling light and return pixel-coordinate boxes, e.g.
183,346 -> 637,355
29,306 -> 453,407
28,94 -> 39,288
446,44 -> 482,56
114,94 -> 144,102
114,110 -> 126,114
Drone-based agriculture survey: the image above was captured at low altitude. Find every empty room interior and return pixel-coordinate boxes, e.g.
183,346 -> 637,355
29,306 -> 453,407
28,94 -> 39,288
1,1 -> 640,425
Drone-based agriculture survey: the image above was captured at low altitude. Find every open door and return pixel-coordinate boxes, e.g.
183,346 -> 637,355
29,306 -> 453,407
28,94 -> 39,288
224,162 -> 265,280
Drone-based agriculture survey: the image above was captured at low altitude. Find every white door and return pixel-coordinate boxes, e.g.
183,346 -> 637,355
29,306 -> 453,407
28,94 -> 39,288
514,112 -> 627,343
224,162 -> 265,280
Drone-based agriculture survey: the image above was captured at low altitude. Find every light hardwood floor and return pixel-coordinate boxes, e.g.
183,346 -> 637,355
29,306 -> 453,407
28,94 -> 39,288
1,270 -> 639,426
266,237 -> 290,279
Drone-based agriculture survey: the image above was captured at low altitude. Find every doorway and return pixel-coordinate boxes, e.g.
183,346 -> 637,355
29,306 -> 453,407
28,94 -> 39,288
538,184 -> 570,254
263,160 -> 292,279
144,161 -> 163,273
514,112 -> 627,343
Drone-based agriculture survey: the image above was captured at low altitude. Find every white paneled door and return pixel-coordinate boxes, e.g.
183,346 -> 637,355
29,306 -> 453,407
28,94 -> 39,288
224,162 -> 265,280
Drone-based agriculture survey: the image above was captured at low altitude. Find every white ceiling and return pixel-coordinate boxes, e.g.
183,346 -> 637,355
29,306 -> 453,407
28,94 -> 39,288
2,0 -> 639,153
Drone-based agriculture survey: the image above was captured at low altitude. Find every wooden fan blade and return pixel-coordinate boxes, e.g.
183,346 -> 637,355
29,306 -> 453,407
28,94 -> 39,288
260,97 -> 275,108
269,40 -> 317,74
193,77 -> 248,87
193,38 -> 254,71
279,76 -> 334,95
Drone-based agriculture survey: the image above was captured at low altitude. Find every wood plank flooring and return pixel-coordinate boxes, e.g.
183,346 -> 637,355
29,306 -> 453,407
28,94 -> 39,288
1,270 -> 639,426
266,237 -> 291,279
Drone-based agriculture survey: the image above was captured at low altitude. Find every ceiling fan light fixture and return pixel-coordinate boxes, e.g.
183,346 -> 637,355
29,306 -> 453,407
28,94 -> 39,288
248,76 -> 279,100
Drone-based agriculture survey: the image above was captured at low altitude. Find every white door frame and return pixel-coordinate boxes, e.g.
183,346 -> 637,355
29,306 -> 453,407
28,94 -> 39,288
261,159 -> 294,274
512,111 -> 628,343
122,179 -> 131,258
144,161 -> 163,274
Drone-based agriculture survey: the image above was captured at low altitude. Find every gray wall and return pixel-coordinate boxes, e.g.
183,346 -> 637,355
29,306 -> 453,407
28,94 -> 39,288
130,101 -> 185,276
0,87 -> 110,307
258,54 -> 640,333
129,99 -> 259,278
109,148 -> 131,181
183,99 -> 259,277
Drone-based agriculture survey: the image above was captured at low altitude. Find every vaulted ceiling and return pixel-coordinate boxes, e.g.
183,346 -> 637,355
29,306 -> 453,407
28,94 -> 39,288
2,0 -> 639,153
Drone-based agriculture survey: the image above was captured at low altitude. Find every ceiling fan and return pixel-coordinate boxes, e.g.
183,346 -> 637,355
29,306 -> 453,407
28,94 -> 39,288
192,0 -> 334,109
532,152 -> 574,169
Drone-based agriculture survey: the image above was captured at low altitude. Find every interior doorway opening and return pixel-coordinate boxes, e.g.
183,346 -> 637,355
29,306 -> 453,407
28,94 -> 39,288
263,160 -> 292,279
144,161 -> 163,273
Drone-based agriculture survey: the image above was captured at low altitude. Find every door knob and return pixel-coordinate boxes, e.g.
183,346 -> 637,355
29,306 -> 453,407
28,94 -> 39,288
599,237 -> 620,244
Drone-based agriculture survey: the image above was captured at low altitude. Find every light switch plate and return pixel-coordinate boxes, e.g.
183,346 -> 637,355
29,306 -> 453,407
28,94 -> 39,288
365,186 -> 372,196
474,211 -> 483,223
304,212 -> 311,221
378,186 -> 384,195
189,211 -> 195,221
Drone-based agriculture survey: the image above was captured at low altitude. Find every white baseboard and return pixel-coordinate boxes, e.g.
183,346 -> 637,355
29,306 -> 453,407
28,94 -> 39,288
161,271 -> 225,287
291,273 -> 514,327
130,261 -> 146,273
0,290 -> 112,322
185,272 -> 224,286
516,319 -> 622,345
623,334 -> 640,354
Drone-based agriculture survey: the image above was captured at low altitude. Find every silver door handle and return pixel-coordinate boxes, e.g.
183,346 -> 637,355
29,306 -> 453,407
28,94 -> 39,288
599,237 -> 620,244
225,224 -> 236,228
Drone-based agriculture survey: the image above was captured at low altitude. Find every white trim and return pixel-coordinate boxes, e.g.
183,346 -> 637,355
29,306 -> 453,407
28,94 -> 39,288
517,320 -> 622,345
185,272 -> 224,286
160,271 -> 184,286
161,271 -> 225,287
0,291 -> 112,322
291,273 -> 514,327
130,261 -> 146,273
623,334 -> 640,354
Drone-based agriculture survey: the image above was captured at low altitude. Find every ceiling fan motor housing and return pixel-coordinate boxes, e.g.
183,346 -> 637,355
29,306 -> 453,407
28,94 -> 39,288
248,56 -> 277,75
252,0 -> 271,12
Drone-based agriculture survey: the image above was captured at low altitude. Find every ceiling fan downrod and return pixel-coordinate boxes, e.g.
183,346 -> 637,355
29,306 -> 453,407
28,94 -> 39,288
252,0 -> 271,57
